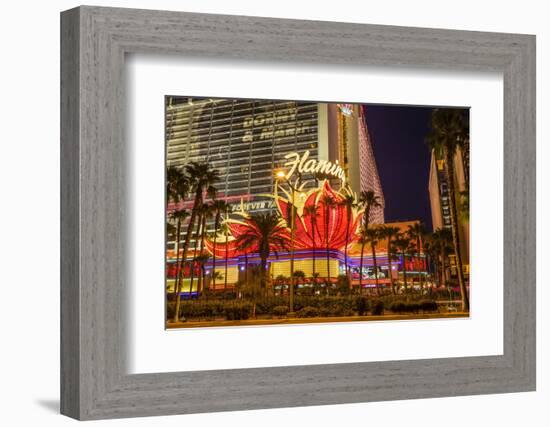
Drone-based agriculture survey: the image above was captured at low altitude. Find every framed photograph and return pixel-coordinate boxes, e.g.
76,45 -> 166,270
61,6 -> 535,420
163,97 -> 470,329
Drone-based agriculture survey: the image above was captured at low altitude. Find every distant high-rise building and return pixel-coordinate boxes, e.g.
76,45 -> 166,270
428,147 -> 470,272
354,105 -> 385,224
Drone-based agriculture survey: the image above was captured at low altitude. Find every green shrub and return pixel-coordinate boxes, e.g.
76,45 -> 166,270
272,305 -> 289,317
340,308 -> 355,317
355,296 -> 370,316
179,300 -> 225,319
407,302 -> 421,313
223,302 -> 253,320
388,300 -> 438,314
167,295 -> 432,321
336,275 -> 351,295
420,300 -> 438,312
297,306 -> 320,318
332,305 -> 355,317
166,302 -> 176,319
372,300 -> 384,315
331,306 -> 345,317
390,302 -> 407,314
256,297 -> 286,315
319,307 -> 333,317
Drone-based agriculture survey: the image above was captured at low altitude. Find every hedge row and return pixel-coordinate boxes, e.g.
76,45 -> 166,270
167,296 -> 439,320
166,300 -> 252,320
389,300 -> 439,314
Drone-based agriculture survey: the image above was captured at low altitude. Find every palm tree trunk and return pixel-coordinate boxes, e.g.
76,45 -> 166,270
434,256 -> 438,288
344,209 -> 350,279
200,263 -> 205,297
440,247 -> 445,287
363,207 -> 370,230
198,215 -> 207,297
311,220 -> 316,283
173,191 -> 202,323
224,226 -> 229,298
260,257 -> 267,291
445,149 -> 469,311
359,241 -> 365,294
172,217 -> 182,298
426,252 -> 433,296
401,251 -> 407,290
325,206 -> 331,286
361,209 -> 371,296
372,244 -> 380,296
416,236 -> 422,292
257,255 -> 268,317
387,239 -> 395,295
212,214 -> 220,292
188,217 -> 202,299
244,251 -> 249,300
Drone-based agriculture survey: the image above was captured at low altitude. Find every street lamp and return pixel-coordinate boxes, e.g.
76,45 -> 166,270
274,169 -> 301,316
275,170 -> 286,179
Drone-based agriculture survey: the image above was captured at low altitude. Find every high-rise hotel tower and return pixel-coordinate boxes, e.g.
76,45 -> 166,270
166,97 -> 384,225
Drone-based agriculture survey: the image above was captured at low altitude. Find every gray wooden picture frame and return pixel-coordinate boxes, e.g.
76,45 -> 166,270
60,5 -> 536,420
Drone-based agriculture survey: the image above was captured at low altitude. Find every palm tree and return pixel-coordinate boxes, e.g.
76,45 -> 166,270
166,221 -> 177,292
275,274 -> 289,296
168,209 -> 189,299
303,204 -> 319,281
459,190 -> 469,222
187,216 -> 202,299
188,203 -> 213,299
357,227 -> 368,293
166,222 -> 176,240
359,190 -> 381,230
422,234 -> 439,290
211,271 -> 223,295
432,228 -> 453,288
210,199 -> 229,291
234,212 -> 289,308
197,203 -> 214,296
394,233 -> 409,289
220,221 -> 230,297
166,165 -> 189,206
166,166 -> 189,301
340,193 -> 357,279
427,108 -> 469,311
320,193 -> 337,284
173,161 -> 220,323
407,222 -> 426,290
195,253 -> 210,296
293,270 -> 306,295
312,273 -> 322,294
394,235 -> 410,291
364,228 -> 381,295
235,237 -> 254,296
379,225 -> 400,295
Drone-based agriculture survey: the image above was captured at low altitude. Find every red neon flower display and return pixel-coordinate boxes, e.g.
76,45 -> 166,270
275,180 -> 363,251
205,180 -> 363,259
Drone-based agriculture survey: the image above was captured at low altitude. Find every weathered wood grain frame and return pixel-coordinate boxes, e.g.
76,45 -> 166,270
60,5 -> 536,420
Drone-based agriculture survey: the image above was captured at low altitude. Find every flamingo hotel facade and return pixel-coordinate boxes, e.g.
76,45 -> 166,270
165,97 -> 426,294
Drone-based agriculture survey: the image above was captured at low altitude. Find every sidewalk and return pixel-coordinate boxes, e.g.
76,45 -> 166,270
166,312 -> 469,329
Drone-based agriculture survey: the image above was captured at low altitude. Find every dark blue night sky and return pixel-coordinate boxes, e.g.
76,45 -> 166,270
363,105 -> 434,230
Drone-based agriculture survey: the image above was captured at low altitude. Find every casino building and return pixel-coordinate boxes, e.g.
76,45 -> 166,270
165,97 -> 426,294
